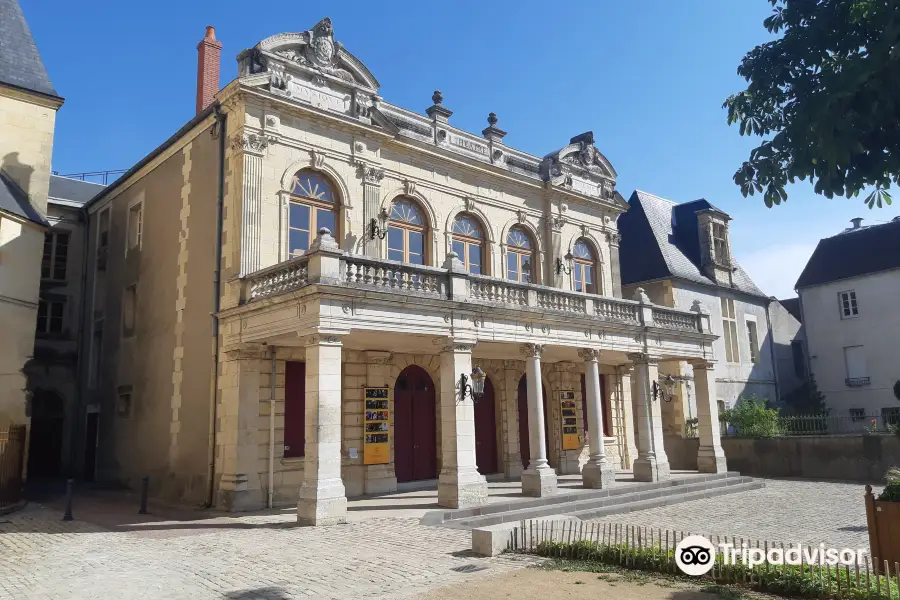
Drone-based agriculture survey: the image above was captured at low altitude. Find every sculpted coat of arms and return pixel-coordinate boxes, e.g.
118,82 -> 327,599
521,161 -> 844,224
275,17 -> 355,83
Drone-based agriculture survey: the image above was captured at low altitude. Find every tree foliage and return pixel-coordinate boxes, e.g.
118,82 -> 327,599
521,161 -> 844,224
724,0 -> 900,208
721,395 -> 782,437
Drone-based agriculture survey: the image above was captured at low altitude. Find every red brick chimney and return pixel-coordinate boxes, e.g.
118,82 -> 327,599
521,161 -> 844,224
196,26 -> 222,114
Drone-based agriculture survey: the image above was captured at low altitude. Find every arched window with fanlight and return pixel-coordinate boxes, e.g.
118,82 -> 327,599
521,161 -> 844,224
387,197 -> 427,264
572,238 -> 599,294
506,226 -> 535,283
288,169 -> 339,256
451,214 -> 484,274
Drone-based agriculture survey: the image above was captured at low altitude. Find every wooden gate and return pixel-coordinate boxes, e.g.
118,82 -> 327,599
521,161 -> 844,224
0,425 -> 26,509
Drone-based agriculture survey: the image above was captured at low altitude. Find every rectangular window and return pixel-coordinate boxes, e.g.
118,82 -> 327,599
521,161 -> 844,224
41,231 -> 69,281
127,202 -> 143,251
90,321 -> 104,388
284,361 -> 306,458
720,297 -> 740,363
883,407 -> 900,427
98,207 -> 110,249
843,345 -> 868,386
36,300 -> 65,334
791,340 -> 805,378
122,285 -> 136,336
117,393 -> 132,417
746,320 -> 760,364
712,223 -> 729,264
849,408 -> 866,422
839,290 -> 858,318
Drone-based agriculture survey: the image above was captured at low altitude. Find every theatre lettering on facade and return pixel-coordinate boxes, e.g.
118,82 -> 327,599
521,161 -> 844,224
79,18 -> 726,524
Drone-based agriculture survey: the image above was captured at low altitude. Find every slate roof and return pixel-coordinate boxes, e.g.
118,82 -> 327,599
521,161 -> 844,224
48,175 -> 105,205
0,0 -> 58,98
0,169 -> 48,226
618,190 -> 767,298
795,218 -> 900,289
779,297 -> 802,322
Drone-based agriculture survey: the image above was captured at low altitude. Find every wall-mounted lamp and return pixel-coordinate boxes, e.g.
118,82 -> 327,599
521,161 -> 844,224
651,374 -> 677,403
555,252 -> 574,275
458,366 -> 486,404
369,208 -> 389,240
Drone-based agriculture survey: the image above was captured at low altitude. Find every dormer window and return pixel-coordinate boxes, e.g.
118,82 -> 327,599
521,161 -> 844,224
712,222 -> 729,265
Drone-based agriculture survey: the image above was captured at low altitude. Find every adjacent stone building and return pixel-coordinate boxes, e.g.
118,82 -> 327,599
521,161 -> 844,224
78,19 -> 728,522
617,190 -> 805,464
0,0 -> 63,473
795,217 -> 900,422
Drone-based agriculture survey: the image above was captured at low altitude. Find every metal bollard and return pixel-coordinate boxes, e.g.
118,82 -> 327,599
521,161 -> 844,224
138,475 -> 149,514
62,478 -> 74,521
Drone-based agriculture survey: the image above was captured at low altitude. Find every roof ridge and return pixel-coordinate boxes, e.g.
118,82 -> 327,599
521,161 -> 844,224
634,189 -> 677,205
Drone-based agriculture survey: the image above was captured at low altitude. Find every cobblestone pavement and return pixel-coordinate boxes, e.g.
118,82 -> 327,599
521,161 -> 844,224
0,503 -> 533,600
588,479 -> 874,551
0,479 -> 874,599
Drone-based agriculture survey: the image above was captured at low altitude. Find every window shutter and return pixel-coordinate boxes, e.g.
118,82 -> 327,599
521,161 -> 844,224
284,361 -> 306,458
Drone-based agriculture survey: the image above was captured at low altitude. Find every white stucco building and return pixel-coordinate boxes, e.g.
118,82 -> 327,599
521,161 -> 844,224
795,217 -> 900,424
617,191 -> 805,451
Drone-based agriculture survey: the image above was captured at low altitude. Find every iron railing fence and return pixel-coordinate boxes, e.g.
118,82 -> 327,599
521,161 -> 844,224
712,413 -> 899,438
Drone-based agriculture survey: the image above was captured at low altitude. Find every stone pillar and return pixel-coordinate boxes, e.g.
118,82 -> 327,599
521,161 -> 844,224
520,343 -> 557,496
615,366 -> 638,469
297,334 -> 347,525
628,353 -> 671,482
357,164 -> 385,258
216,348 -> 264,511
692,360 -> 727,473
605,231 -> 623,298
438,342 -> 488,508
578,349 -> 616,488
232,131 -> 267,276
502,359 -> 523,479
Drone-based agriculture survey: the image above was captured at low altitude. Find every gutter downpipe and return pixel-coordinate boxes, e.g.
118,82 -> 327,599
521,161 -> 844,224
268,349 -> 276,509
764,299 -> 781,404
72,209 -> 90,478
205,102 -> 226,508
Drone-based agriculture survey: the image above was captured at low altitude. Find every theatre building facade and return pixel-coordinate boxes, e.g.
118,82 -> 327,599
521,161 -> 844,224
78,19 -> 726,524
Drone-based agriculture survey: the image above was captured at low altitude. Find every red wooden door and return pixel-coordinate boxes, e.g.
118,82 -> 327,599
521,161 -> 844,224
474,377 -> 498,474
517,375 -> 550,469
284,362 -> 306,458
394,366 -> 436,483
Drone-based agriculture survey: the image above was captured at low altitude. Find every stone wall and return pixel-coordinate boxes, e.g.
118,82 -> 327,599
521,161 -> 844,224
668,435 -> 900,483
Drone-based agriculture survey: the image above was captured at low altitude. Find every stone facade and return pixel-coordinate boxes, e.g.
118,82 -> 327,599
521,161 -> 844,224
79,17 -> 727,520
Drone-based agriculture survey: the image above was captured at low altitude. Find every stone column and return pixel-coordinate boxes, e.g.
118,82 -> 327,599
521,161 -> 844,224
216,347 -> 264,511
232,131 -> 267,276
438,342 -> 488,508
357,164 -> 385,258
502,359 -> 523,479
520,343 -> 557,496
297,334 -> 347,525
605,231 -> 623,298
578,349 -> 616,488
692,360 -> 727,473
615,366 -> 638,469
628,353 -> 671,482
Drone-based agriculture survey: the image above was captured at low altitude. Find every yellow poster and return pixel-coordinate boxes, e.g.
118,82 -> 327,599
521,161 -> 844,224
559,390 -> 580,451
364,387 -> 390,465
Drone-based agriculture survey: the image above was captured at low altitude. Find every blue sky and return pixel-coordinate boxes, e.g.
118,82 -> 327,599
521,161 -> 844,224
26,0 -> 899,299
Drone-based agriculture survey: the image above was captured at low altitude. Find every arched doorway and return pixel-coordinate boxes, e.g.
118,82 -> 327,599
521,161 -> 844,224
474,377 -> 499,474
517,375 -> 550,469
393,365 -> 437,483
27,389 -> 65,478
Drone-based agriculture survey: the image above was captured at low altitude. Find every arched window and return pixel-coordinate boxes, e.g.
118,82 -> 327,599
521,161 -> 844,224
288,169 -> 338,256
506,226 -> 535,283
387,197 -> 427,264
572,239 -> 598,294
451,214 -> 484,274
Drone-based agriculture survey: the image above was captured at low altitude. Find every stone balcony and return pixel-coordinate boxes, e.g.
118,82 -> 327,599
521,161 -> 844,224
222,229 -> 716,361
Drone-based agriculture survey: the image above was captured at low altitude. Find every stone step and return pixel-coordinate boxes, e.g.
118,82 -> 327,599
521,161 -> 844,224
421,471 -> 740,527
437,474 -> 763,530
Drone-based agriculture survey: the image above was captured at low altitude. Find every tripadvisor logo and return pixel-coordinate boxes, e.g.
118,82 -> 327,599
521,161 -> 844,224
675,535 -> 716,576
674,535 -> 868,576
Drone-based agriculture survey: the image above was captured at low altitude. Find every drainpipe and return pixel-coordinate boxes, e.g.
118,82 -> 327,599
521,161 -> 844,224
205,102 -> 226,507
72,209 -> 91,479
765,299 -> 781,404
268,348 -> 276,509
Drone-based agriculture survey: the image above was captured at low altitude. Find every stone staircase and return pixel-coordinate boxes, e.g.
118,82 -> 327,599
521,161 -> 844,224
423,472 -> 763,530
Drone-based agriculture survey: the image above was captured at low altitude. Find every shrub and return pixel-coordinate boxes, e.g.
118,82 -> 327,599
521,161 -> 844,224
721,396 -> 781,438
684,417 -> 699,438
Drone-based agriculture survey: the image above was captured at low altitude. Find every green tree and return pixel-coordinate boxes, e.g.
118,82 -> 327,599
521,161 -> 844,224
721,396 -> 782,437
724,0 -> 900,208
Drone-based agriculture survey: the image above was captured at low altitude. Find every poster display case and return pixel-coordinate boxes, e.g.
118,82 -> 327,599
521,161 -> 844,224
364,387 -> 389,465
